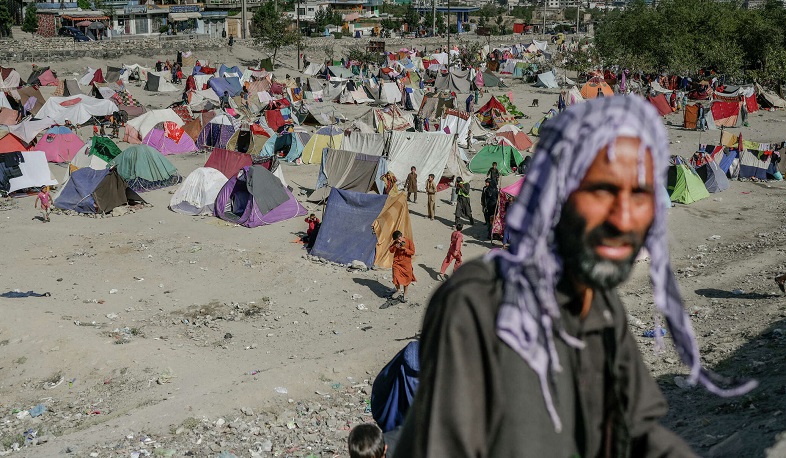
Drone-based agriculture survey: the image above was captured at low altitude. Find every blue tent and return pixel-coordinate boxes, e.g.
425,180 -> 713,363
54,168 -> 144,214
309,188 -> 388,266
371,341 -> 420,433
218,64 -> 241,77
208,77 -> 242,97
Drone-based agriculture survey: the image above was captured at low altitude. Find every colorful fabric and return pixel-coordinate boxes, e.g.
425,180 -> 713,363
164,121 -> 185,143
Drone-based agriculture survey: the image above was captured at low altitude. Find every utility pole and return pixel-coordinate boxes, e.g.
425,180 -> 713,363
431,0 -> 435,37
296,0 -> 301,71
446,0 -> 450,62
576,1 -> 579,35
240,0 -> 247,39
542,0 -> 546,36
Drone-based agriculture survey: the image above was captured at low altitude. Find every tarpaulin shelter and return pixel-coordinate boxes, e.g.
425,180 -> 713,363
169,166 -> 228,216
667,156 -> 709,204
204,147 -> 253,179
15,86 -> 45,115
481,71 -> 503,88
36,95 -> 116,125
0,67 -> 21,89
327,66 -> 353,79
60,79 -> 85,97
711,101 -> 741,127
54,167 -> 144,214
371,192 -> 413,268
8,117 -> 56,144
214,164 -> 305,228
302,125 -> 343,164
434,69 -> 472,93
144,71 -> 178,92
125,108 -> 185,144
475,96 -> 509,128
692,152 -> 729,193
208,77 -> 242,97
491,177 -> 525,239
530,108 -> 557,136
0,131 -> 29,153
196,113 -> 236,149
217,64 -> 241,78
418,92 -> 454,120
580,77 -> 614,99
5,150 -> 58,193
142,126 -> 198,155
469,144 -> 524,175
440,109 -> 489,148
28,67 -> 58,86
738,149 -> 771,180
309,188 -> 390,266
226,124 -> 267,156
757,83 -> 786,109
684,104 -> 699,129
295,102 -> 347,126
78,67 -> 102,86
303,62 -> 324,77
371,341 -> 419,433
497,95 -> 524,117
308,148 -> 382,203
89,136 -> 122,163
534,70 -> 559,89
111,144 -> 181,192
358,105 -> 414,132
37,126 -> 85,163
493,124 -> 533,152
649,94 -> 672,117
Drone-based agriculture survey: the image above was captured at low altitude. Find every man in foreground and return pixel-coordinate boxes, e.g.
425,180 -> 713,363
394,96 -> 755,457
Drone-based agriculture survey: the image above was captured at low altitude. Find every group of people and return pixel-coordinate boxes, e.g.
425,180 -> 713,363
343,95 -> 755,458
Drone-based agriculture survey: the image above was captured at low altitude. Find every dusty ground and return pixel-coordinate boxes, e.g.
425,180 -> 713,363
1,41 -> 786,457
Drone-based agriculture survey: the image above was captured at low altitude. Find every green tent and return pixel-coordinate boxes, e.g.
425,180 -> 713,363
667,159 -> 709,204
530,108 -> 557,136
469,144 -> 525,176
111,145 -> 181,192
497,94 -> 524,117
90,136 -> 122,163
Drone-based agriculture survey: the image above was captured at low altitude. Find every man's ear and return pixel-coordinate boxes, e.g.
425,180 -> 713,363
383,444 -> 388,457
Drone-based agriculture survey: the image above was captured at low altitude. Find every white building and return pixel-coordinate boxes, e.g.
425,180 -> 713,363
286,0 -> 330,21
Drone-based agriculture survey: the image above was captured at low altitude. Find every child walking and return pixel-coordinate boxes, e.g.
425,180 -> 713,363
439,224 -> 463,280
35,186 -> 52,222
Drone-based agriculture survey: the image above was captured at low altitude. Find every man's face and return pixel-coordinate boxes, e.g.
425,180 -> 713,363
556,137 -> 656,290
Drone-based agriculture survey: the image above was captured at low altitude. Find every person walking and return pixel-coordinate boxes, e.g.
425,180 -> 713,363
405,166 -> 418,203
425,173 -> 436,220
439,224 -> 463,280
481,178 -> 499,239
454,177 -> 474,225
388,231 -> 416,303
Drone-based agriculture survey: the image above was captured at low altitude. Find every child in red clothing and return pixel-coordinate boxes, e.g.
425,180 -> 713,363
34,185 -> 52,222
304,213 -> 320,242
439,224 -> 463,280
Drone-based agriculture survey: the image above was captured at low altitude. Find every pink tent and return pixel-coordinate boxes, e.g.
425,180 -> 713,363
37,69 -> 59,86
142,128 -> 198,155
36,126 -> 84,162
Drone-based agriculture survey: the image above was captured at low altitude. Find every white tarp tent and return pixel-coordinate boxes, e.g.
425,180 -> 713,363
9,150 -> 58,193
125,108 -> 185,143
8,117 -> 57,143
78,67 -> 99,86
120,64 -> 151,84
535,70 -> 559,89
36,95 -> 116,125
169,167 -> 228,215
303,63 -> 324,76
0,68 -> 21,89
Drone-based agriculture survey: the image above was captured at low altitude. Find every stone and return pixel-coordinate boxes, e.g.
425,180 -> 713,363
349,260 -> 367,270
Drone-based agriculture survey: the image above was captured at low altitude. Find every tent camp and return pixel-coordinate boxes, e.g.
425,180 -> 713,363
301,125 -> 343,164
36,126 -> 85,163
310,188 -> 412,268
124,109 -> 185,144
54,167 -> 144,214
169,167 -> 228,216
196,113 -> 237,149
534,70 -> 559,89
214,165 -> 305,228
691,153 -> 729,193
36,95 -> 116,125
4,150 -> 58,193
308,148 -> 382,202
469,144 -> 525,175
581,77 -> 614,99
145,71 -> 178,92
111,145 -> 182,191
142,125 -> 198,155
668,156 -> 710,204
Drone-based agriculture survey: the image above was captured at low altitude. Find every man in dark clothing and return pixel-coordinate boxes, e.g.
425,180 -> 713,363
220,91 -> 230,110
480,178 -> 498,239
453,177 -> 474,226
394,96 -> 754,458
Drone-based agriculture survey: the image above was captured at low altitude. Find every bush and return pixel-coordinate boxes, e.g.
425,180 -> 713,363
332,31 -> 343,39
159,25 -> 169,34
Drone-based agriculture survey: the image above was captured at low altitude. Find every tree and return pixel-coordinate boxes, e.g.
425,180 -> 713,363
510,6 -> 533,23
400,4 -> 420,33
77,0 -> 90,10
21,2 -> 37,35
0,1 -> 12,38
495,14 -> 506,35
380,17 -> 400,32
423,10 -> 445,35
313,6 -> 341,33
250,0 -> 300,64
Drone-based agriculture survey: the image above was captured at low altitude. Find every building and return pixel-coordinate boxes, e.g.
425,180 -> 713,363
326,0 -> 382,18
286,0 -> 330,22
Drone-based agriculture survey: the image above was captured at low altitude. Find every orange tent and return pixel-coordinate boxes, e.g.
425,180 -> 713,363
580,77 -> 614,99
0,132 -> 29,153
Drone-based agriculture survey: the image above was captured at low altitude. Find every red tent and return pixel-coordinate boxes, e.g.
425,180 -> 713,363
0,132 -> 29,153
204,148 -> 252,179
475,96 -> 507,115
711,101 -> 740,127
90,68 -> 105,84
648,94 -> 672,117
745,94 -> 759,114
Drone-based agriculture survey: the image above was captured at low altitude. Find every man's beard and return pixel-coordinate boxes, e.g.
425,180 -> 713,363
555,204 -> 646,290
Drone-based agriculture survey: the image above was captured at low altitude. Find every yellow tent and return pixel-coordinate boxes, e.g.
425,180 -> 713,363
372,192 -> 413,268
301,126 -> 344,164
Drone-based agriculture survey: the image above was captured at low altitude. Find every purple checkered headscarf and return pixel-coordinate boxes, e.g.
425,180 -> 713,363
487,95 -> 756,432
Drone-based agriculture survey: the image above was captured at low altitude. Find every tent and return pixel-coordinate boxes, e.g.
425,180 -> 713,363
125,108 -> 185,144
371,341 -> 419,433
434,69 -> 472,93
225,124 -> 267,156
214,165 -> 305,228
0,131 -> 29,153
111,145 -> 182,192
308,148 -> 382,202
418,92 -> 454,120
757,83 -> 786,109
327,66 -> 353,79
54,167 -> 144,214
303,62 -> 324,77
5,150 -> 58,193
208,77 -> 242,97
28,67 -> 58,86
475,96 -> 514,128
358,105 -> 414,132
169,167 -> 228,216
649,94 -> 672,117
530,108 -> 557,136
36,126 -> 85,163
15,87 -> 45,115
481,71 -> 503,88
738,149 -> 771,180
36,95 -> 116,125
144,71 -> 179,92
580,77 -> 614,99
311,188 -> 412,266
493,124 -> 533,152
534,70 -> 558,89
667,157 -> 710,204
0,67 -> 21,89
692,153 -> 729,193
469,144 -> 525,175
491,177 -> 525,239
89,136 -> 123,163
440,109 -> 489,148
711,101 -> 741,127
302,125 -> 343,164
296,102 -> 347,126
205,147 -> 253,178
566,86 -> 584,106
196,113 -> 236,149
497,95 -> 524,118
142,126 -> 198,155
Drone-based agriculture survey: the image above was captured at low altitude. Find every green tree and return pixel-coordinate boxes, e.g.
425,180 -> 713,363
250,0 -> 300,64
77,0 -> 91,10
423,10 -> 445,35
21,2 -> 37,35
510,6 -> 533,23
313,6 -> 341,33
0,1 -> 12,37
380,17 -> 400,32
400,4 -> 420,32
495,15 -> 506,35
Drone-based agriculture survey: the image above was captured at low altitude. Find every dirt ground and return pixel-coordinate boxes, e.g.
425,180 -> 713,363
1,41 -> 786,457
